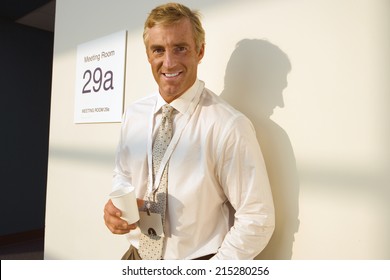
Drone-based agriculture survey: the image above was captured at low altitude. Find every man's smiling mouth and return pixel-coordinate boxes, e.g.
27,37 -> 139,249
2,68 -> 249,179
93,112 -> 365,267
164,72 -> 181,78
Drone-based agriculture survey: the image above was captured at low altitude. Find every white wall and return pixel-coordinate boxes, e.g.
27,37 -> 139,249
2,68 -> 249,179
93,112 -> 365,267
45,0 -> 390,259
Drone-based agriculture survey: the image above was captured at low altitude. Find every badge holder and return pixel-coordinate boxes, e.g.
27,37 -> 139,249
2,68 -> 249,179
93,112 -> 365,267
138,200 -> 164,237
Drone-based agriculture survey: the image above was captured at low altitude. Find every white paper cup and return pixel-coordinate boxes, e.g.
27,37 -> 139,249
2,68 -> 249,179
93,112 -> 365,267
109,186 -> 140,224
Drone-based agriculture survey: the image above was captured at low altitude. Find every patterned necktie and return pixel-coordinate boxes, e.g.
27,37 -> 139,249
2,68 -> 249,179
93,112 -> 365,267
139,104 -> 174,260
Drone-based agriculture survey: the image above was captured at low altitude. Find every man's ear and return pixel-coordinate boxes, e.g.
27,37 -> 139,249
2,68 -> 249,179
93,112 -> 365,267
146,48 -> 151,63
198,43 -> 205,62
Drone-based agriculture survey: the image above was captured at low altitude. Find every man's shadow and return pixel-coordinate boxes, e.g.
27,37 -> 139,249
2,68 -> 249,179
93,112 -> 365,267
220,39 -> 300,259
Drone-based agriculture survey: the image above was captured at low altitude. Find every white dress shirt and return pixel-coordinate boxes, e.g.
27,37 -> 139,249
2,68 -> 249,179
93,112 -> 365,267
113,79 -> 275,259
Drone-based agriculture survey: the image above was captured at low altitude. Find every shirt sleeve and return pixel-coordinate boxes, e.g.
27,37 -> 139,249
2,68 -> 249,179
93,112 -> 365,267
112,109 -> 133,191
212,115 -> 275,260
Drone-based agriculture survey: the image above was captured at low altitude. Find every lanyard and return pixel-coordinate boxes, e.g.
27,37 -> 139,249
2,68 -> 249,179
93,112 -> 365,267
146,81 -> 204,200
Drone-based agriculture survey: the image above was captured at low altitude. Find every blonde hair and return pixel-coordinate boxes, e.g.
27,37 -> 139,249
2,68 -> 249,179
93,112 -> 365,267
143,2 -> 205,52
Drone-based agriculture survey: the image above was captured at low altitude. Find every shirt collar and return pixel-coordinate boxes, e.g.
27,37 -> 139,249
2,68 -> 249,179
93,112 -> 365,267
154,79 -> 201,115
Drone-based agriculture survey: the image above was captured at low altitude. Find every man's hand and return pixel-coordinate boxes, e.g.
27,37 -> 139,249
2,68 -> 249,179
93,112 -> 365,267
104,199 -> 143,234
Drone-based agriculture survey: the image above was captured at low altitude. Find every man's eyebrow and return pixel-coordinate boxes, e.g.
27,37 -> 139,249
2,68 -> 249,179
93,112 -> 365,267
174,42 -> 190,47
149,44 -> 164,50
149,43 -> 190,49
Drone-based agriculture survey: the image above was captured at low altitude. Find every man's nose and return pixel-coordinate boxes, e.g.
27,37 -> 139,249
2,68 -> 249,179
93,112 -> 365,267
163,51 -> 175,68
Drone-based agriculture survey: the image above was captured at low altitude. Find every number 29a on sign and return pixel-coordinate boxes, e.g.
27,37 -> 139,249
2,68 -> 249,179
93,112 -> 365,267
82,67 -> 114,94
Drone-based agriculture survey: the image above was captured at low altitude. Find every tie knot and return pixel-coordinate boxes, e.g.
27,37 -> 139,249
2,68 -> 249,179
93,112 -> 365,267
161,104 -> 174,119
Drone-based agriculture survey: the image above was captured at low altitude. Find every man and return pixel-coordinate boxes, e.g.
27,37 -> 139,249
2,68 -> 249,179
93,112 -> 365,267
104,2 -> 275,260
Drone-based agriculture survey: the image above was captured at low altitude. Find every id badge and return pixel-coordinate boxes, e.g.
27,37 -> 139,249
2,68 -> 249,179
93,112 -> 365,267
139,211 -> 164,237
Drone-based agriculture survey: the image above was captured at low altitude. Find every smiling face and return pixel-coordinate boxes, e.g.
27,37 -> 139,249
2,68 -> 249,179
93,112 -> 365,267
146,18 -> 205,103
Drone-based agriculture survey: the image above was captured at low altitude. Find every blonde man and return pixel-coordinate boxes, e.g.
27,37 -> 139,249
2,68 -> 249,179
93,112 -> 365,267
104,2 -> 275,260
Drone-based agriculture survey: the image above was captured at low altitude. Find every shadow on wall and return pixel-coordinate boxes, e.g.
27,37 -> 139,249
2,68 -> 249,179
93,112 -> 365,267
221,39 -> 300,259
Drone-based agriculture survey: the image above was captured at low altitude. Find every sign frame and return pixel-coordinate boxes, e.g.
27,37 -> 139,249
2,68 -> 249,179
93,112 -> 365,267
74,30 -> 127,124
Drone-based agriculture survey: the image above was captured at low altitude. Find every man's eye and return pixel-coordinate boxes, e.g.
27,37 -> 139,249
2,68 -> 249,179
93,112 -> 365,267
153,49 -> 164,54
176,47 -> 186,52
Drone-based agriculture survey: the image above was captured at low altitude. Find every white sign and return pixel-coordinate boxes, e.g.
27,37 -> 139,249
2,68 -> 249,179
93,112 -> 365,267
74,30 -> 127,123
